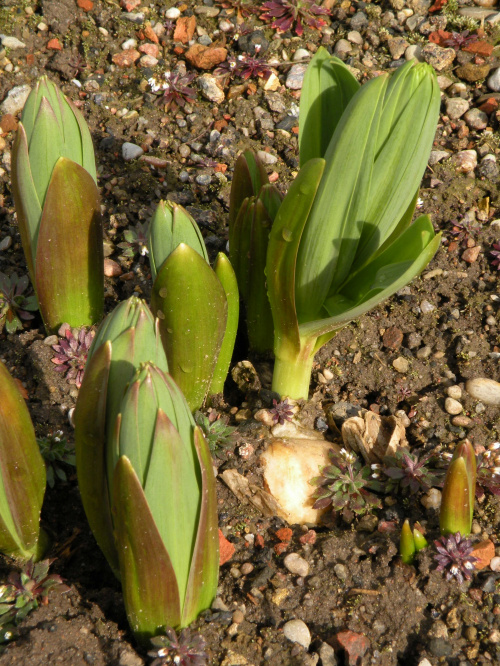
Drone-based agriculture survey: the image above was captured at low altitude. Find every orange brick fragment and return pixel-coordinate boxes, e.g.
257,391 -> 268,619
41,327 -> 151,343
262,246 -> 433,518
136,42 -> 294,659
219,529 -> 235,565
174,16 -> 196,44
472,539 -> 495,570
275,527 -> 292,543
143,23 -> 159,44
77,0 -> 93,11
47,38 -> 62,50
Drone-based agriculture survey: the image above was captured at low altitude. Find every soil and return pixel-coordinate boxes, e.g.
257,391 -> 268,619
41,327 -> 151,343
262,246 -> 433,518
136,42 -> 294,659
0,0 -> 500,665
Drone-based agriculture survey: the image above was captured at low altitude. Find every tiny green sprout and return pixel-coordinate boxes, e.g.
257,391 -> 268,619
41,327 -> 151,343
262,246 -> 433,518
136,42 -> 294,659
0,272 -> 38,334
400,519 -> 428,565
37,430 -> 76,488
194,411 -> 236,459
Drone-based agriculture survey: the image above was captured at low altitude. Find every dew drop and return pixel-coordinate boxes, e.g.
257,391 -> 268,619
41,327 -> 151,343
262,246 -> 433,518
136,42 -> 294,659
159,287 -> 168,298
157,310 -> 165,320
282,228 -> 293,242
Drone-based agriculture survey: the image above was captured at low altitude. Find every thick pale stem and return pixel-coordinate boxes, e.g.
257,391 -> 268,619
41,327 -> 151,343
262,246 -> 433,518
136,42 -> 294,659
272,338 -> 317,400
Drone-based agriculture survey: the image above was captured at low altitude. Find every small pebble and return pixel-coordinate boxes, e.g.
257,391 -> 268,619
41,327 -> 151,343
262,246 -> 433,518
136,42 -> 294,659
487,67 -> 500,92
0,36 -> 26,49
445,397 -> 463,415
452,150 -> 477,173
165,7 -> 181,19
490,556 -> 500,572
240,562 -> 254,575
466,378 -> 500,405
197,74 -> 224,103
451,415 -> 472,427
0,84 -> 31,115
447,385 -> 462,400
232,610 -> 244,624
392,357 -> 409,373
420,300 -> 436,313
283,619 -> 311,649
122,142 -> 144,161
421,488 -> 442,510
284,553 -> 309,577
445,97 -> 469,120
285,63 -> 307,90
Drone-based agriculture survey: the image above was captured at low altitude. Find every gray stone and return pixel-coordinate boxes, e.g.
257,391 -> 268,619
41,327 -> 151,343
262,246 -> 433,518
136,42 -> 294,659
466,377 -> 500,405
121,142 -> 144,161
257,150 -> 278,165
347,31 -> 363,45
121,12 -> 145,23
445,97 -> 470,120
283,619 -> 311,649
447,385 -> 462,400
197,74 -> 224,103
487,67 -> 500,92
416,345 -> 432,360
459,6 -> 497,19
285,63 -> 307,90
429,150 -> 450,166
350,11 -> 369,31
284,553 -> 309,577
478,154 -> 499,179
464,108 -> 488,130
422,44 -> 456,72
0,35 -> 26,49
0,84 -> 31,115
420,299 -> 436,313
293,48 -> 310,62
388,37 -> 409,60
333,39 -> 352,59
318,642 -> 337,666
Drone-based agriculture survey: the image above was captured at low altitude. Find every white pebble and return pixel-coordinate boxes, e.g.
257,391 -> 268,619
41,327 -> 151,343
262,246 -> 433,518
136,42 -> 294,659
445,397 -> 463,415
490,556 -> 500,572
392,357 -> 409,373
0,35 -> 26,49
165,7 -> 181,19
283,619 -> 311,649
466,378 -> 500,406
421,487 -> 441,510
420,300 -> 436,313
446,385 -> 462,400
284,553 -> 309,577
121,38 -> 137,50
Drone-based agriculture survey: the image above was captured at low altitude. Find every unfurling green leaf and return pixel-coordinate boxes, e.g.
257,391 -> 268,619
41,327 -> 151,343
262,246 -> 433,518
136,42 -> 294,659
0,361 -> 46,561
11,76 -> 102,332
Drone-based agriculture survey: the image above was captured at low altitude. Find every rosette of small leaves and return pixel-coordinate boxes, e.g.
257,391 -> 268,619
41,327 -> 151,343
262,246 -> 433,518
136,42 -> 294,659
0,559 -> 69,642
148,627 -> 208,666
269,398 -> 294,425
311,448 -> 382,516
0,272 -> 38,334
434,532 -> 478,584
51,324 -> 95,388
149,72 -> 197,112
260,0 -> 330,37
475,442 -> 500,500
117,222 -> 149,259
37,430 -> 76,488
194,411 -> 236,459
380,449 -> 444,495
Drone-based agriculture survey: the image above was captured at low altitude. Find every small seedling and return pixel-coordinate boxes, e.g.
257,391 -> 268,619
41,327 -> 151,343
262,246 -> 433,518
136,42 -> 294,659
37,431 -> 76,488
434,533 -> 478,584
260,0 -> 330,36
0,272 -> 38,334
311,448 -> 382,517
0,559 -> 69,642
149,72 -> 197,111
194,411 -> 236,458
490,242 -> 500,270
380,449 -> 444,495
51,324 -> 95,388
117,222 -> 149,259
148,627 -> 208,666
269,398 -> 294,425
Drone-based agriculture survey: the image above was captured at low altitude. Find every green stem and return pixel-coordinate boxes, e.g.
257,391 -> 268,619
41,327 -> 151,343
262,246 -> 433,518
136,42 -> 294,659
272,338 -> 317,399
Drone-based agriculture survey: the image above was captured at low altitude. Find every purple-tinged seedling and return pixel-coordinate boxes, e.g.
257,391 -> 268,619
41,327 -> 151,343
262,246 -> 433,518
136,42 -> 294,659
37,430 -> 76,488
260,0 -> 330,36
269,398 -> 294,425
0,272 -> 38,334
235,55 -> 272,80
475,442 -> 500,499
51,324 -> 95,389
149,72 -> 197,112
381,449 -> 443,495
148,627 -> 208,666
434,532 -> 478,584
